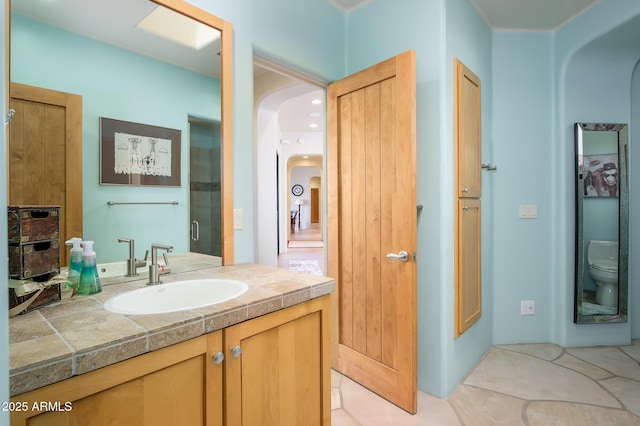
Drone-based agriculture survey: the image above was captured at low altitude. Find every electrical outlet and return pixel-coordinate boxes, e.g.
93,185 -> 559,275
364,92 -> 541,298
521,300 -> 535,315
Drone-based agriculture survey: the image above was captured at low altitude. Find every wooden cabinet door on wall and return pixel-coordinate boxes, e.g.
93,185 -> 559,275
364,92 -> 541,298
454,59 -> 481,199
454,58 -> 482,337
455,199 -> 482,336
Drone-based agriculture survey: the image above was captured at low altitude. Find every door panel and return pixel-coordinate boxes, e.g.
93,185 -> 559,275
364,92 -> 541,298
455,59 -> 482,198
328,50 -> 417,413
9,83 -> 82,266
456,199 -> 481,335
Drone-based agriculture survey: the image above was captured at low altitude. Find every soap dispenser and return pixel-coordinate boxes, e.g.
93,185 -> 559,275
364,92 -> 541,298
77,241 -> 102,295
65,238 -> 83,289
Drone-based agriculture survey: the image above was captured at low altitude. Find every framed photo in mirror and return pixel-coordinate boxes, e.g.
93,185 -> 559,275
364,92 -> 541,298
100,117 -> 181,187
583,154 -> 618,198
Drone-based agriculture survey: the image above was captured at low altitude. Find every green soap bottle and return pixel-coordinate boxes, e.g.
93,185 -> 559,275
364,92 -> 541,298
77,241 -> 102,295
65,238 -> 83,289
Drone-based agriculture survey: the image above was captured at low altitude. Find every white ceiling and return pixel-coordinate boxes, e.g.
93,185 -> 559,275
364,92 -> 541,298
329,0 -> 601,30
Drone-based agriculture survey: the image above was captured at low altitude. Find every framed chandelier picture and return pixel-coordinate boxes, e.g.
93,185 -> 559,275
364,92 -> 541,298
100,117 -> 181,187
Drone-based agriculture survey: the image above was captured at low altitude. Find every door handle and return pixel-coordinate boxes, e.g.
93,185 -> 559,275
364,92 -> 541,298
386,251 -> 409,262
191,220 -> 200,241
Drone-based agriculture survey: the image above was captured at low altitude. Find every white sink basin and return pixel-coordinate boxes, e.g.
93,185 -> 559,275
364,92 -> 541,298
103,279 -> 249,315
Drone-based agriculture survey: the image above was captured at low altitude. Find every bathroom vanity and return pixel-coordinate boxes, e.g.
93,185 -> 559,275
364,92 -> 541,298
8,253 -> 334,425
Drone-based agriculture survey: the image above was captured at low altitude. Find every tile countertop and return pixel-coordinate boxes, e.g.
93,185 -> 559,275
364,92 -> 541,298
8,253 -> 335,397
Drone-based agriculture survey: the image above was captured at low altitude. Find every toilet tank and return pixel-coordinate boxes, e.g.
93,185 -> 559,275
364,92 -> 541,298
588,240 -> 618,264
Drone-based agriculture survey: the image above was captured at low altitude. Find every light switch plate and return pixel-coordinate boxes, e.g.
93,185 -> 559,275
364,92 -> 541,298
234,209 -> 243,230
521,300 -> 535,315
519,204 -> 538,219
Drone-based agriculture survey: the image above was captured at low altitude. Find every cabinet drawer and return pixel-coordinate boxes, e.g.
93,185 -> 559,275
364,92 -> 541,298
8,206 -> 60,244
9,240 -> 60,280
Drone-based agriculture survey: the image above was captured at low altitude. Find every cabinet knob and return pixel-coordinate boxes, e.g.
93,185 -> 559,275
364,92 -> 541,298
462,187 -> 469,193
231,345 -> 242,358
212,352 -> 224,365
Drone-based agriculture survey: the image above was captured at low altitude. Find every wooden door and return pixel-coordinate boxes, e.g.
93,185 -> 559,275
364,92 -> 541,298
9,83 -> 82,266
311,187 -> 319,223
327,51 -> 417,413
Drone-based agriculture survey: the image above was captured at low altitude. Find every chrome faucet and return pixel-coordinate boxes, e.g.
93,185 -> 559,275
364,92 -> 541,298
148,243 -> 173,285
117,237 -> 148,277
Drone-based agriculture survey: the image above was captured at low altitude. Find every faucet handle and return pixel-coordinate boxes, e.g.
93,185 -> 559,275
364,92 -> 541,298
162,252 -> 170,265
142,249 -> 149,261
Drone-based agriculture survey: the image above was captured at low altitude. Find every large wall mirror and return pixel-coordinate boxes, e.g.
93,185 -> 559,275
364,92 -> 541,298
574,123 -> 629,323
8,0 -> 234,265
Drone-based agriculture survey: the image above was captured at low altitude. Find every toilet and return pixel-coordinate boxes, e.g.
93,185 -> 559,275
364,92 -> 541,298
587,240 -> 618,307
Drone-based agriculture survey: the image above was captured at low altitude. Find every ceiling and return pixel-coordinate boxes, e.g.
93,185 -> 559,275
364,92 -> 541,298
329,0 -> 601,31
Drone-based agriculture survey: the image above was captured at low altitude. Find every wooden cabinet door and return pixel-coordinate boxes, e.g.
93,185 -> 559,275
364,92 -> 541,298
453,58 -> 482,337
455,199 -> 482,337
224,296 -> 331,426
454,59 -> 481,198
11,333 -> 223,426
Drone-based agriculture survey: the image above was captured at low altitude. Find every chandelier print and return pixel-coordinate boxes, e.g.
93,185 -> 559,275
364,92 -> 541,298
113,132 -> 172,177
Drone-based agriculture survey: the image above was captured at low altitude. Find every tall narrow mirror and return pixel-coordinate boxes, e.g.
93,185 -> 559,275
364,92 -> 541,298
9,0 -> 233,264
574,123 -> 629,323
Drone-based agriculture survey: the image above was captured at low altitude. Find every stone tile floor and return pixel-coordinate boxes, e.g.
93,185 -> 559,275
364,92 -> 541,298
331,341 -> 640,425
279,231 -> 640,425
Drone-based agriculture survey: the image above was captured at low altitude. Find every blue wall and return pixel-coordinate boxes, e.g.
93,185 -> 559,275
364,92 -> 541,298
492,32 -> 555,343
12,15 -> 221,262
190,0 -> 345,263
554,0 -> 640,346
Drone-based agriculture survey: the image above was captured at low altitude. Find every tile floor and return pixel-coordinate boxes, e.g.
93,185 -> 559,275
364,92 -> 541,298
330,342 -> 640,425
281,226 -> 640,425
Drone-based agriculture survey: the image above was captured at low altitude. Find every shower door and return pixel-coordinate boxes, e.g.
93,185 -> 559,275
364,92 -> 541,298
189,118 -> 222,257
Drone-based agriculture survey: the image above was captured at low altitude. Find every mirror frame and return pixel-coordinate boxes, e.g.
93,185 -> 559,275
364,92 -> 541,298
574,122 -> 628,324
5,0 -> 234,265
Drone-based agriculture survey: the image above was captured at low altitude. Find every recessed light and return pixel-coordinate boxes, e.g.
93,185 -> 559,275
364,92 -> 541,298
138,6 -> 220,50
311,99 -> 322,105
309,123 -> 318,129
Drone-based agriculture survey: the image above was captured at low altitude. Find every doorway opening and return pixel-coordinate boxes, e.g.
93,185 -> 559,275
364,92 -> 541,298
253,56 -> 326,274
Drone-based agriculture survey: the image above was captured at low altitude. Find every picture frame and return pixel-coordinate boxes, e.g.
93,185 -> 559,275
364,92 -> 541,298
583,153 -> 618,198
100,117 -> 181,187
